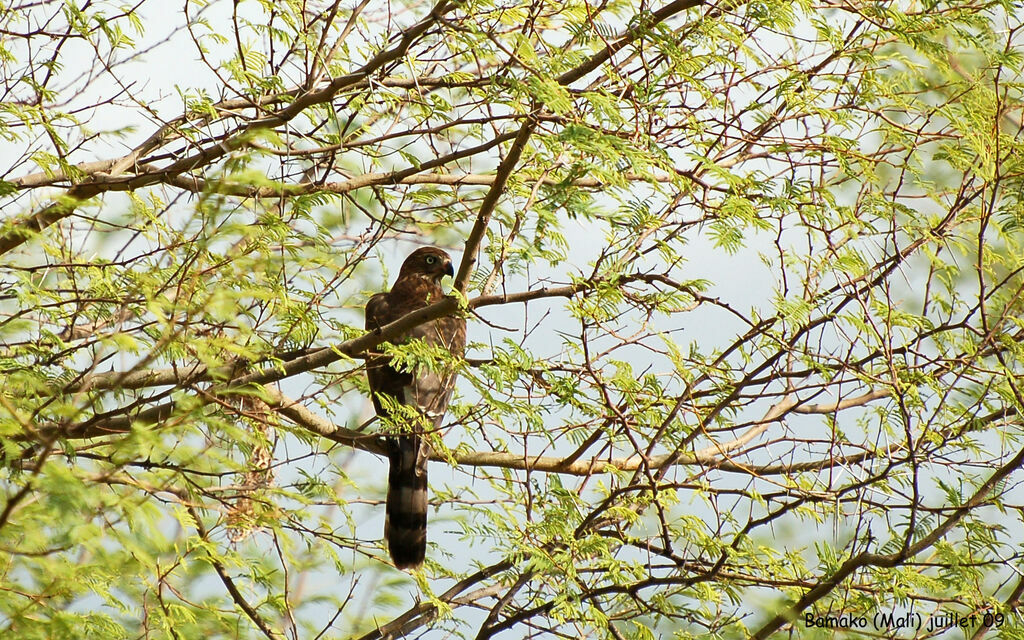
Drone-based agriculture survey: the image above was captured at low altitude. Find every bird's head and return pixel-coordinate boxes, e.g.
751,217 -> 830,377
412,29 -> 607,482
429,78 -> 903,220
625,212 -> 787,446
397,247 -> 456,283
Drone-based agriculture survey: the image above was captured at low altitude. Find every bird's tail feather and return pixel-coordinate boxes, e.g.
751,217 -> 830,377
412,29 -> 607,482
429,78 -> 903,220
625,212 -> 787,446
385,435 -> 428,569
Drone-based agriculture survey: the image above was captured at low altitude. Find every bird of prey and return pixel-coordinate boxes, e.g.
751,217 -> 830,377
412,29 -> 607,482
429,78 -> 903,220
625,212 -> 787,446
364,247 -> 466,569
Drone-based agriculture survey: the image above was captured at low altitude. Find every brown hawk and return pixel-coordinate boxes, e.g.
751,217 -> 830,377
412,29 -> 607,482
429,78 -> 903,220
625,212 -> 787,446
365,247 -> 466,569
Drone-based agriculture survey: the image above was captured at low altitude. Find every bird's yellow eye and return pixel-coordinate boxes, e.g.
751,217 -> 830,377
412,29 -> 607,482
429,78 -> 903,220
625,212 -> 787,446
425,256 -> 437,265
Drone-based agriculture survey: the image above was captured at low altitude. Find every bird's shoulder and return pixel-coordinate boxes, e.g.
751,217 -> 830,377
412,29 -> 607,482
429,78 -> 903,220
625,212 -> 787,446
390,274 -> 445,309
365,291 -> 393,330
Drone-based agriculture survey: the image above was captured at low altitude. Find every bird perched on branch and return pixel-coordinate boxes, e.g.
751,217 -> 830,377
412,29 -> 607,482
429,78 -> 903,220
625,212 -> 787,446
364,247 -> 466,569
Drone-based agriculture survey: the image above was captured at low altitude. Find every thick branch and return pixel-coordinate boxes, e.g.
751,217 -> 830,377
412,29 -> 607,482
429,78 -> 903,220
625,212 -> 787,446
261,389 -> 894,478
62,277 -> 611,395
28,277 -> 610,439
163,170 -> 677,198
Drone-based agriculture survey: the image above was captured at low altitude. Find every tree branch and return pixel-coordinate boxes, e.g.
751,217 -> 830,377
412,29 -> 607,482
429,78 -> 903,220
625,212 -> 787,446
0,0 -> 460,257
750,442 -> 1024,640
352,560 -> 513,640
187,505 -> 285,640
58,276 -> 629,396
455,117 -> 538,293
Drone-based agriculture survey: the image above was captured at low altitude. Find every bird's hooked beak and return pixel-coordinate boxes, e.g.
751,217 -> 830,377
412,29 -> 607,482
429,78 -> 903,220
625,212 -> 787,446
443,260 -> 454,278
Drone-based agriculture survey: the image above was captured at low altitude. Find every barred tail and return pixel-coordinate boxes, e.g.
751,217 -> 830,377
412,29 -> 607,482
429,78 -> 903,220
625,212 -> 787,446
385,436 -> 428,569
